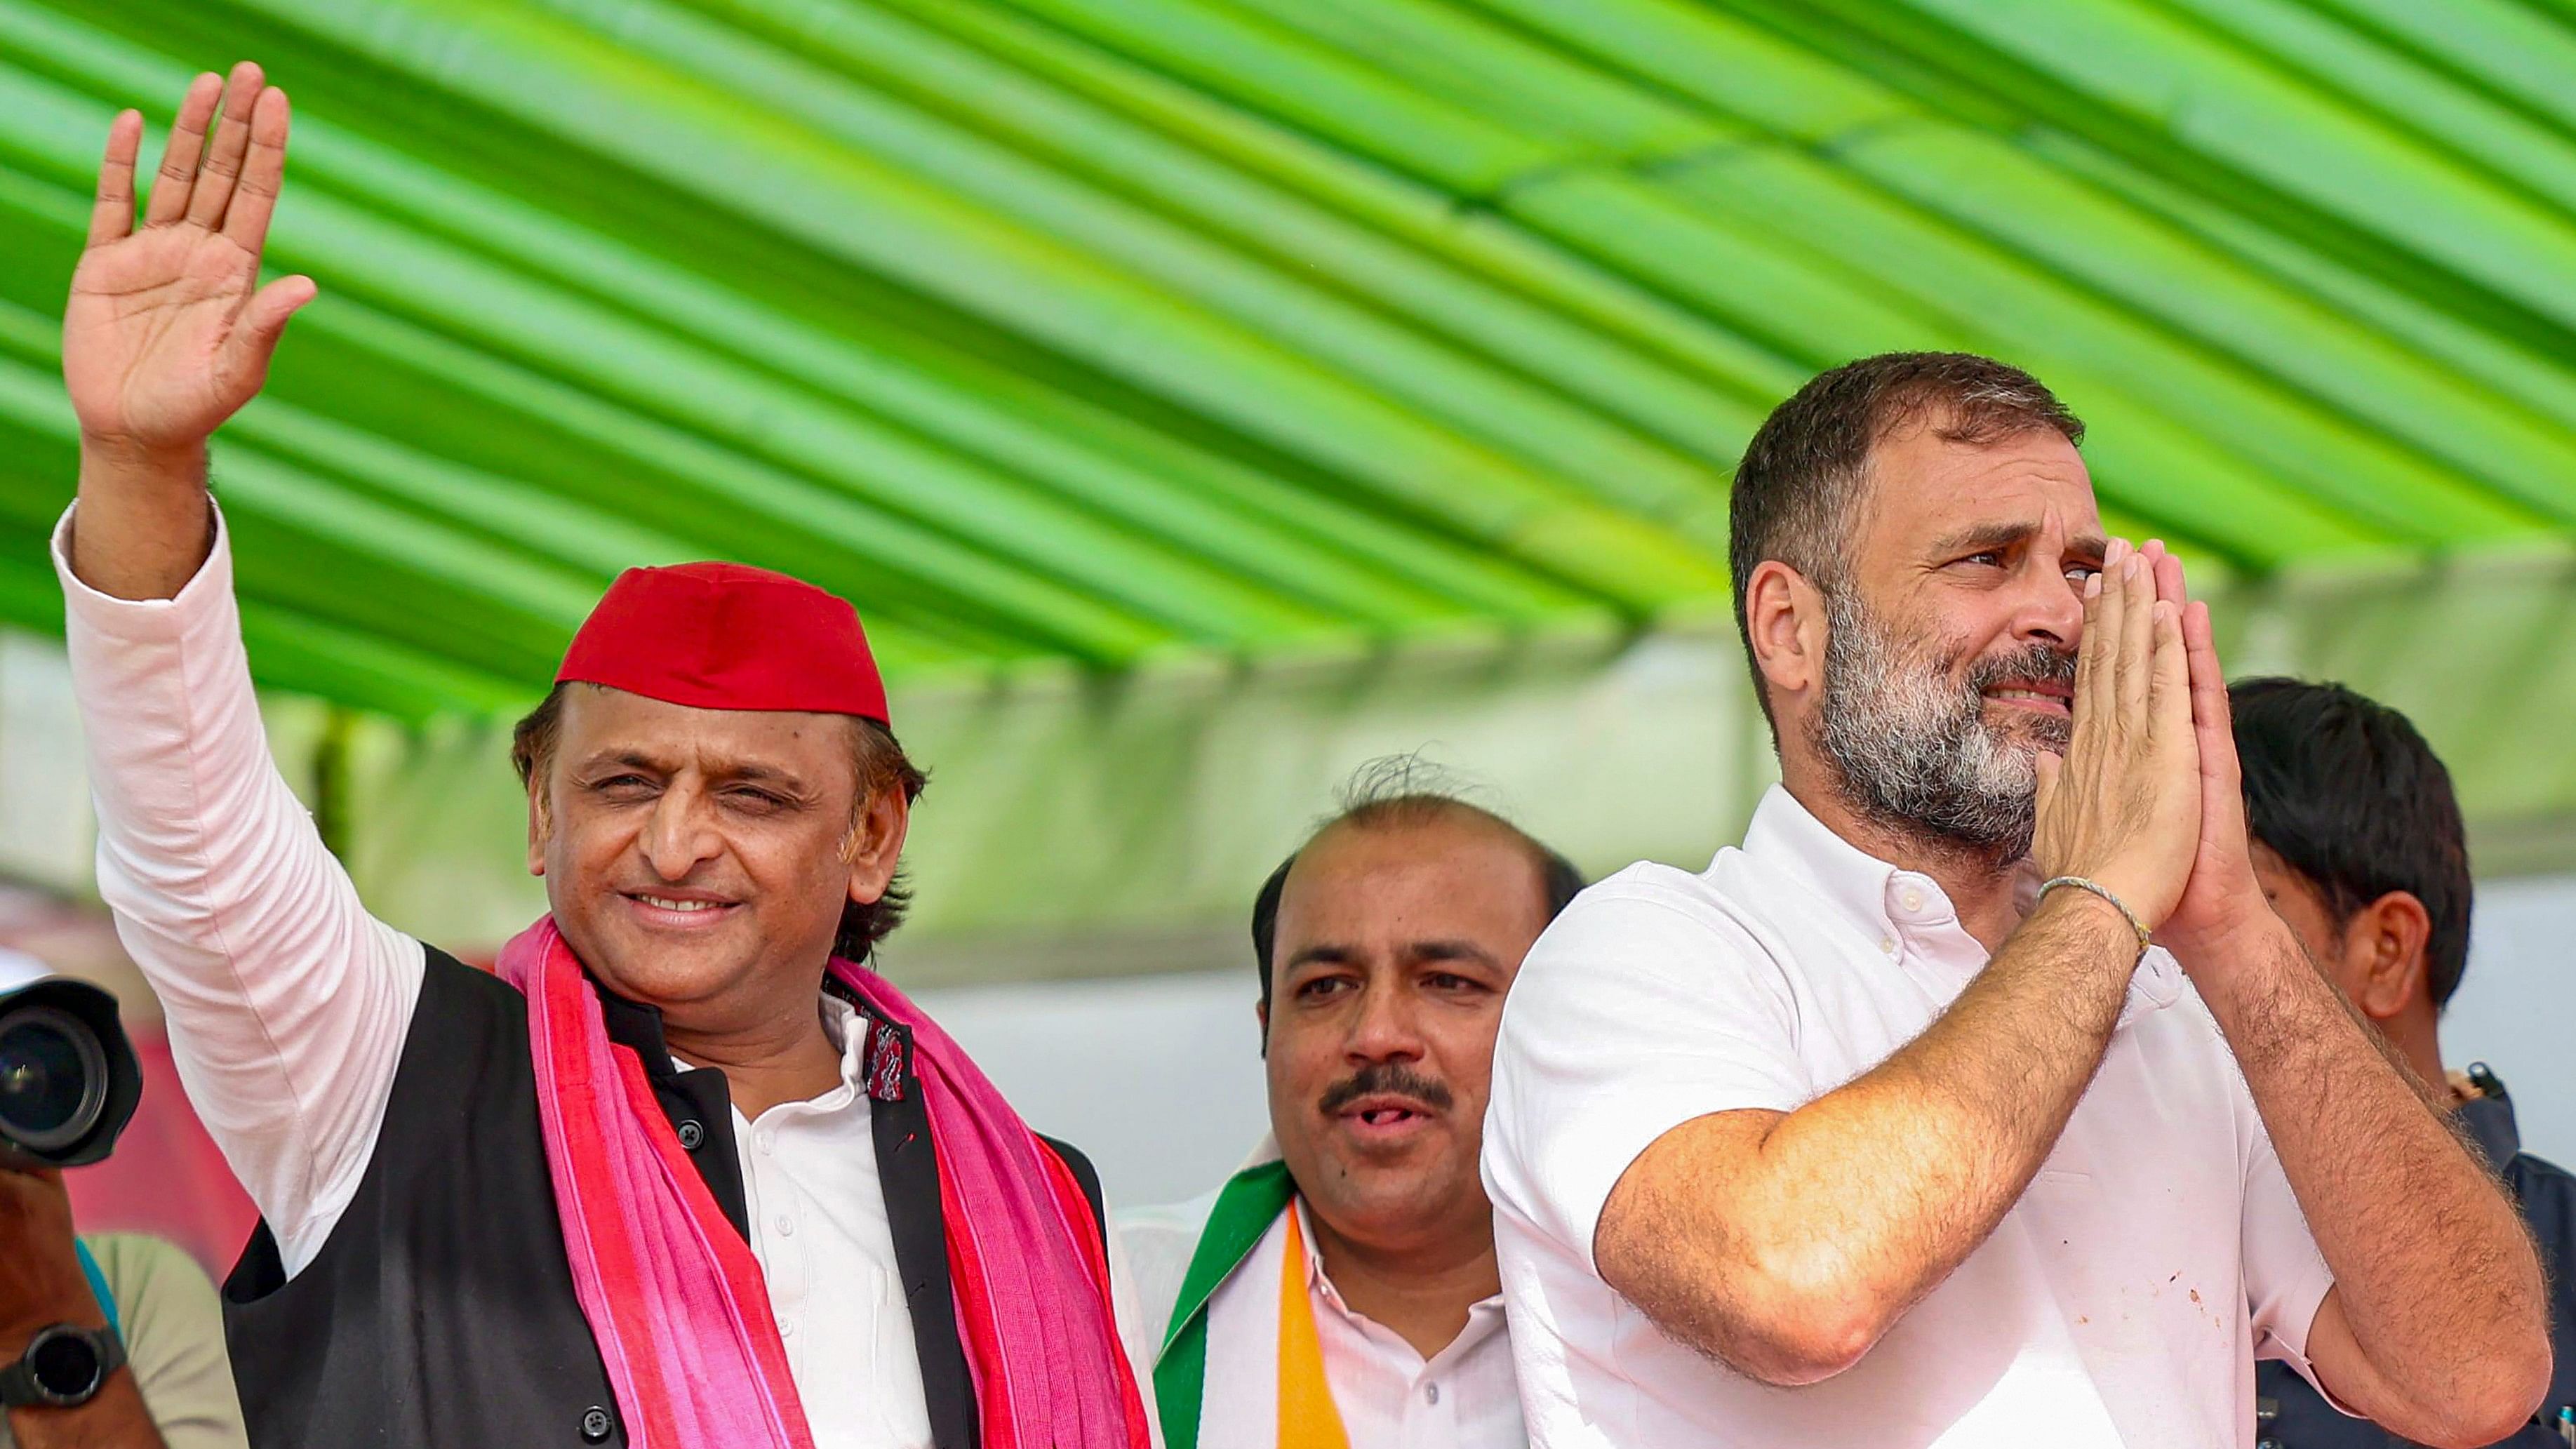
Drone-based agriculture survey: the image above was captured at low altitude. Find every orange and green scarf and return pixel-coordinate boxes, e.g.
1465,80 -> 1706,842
1154,1161 -> 1350,1449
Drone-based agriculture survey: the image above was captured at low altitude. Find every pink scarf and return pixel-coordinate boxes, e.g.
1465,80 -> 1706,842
498,917 -> 1150,1449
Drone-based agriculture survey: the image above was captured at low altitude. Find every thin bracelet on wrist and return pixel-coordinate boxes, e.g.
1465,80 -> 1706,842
2036,876 -> 2154,959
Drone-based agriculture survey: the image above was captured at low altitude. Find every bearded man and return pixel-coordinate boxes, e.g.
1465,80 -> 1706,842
1479,353 -> 2549,1448
1123,770 -> 1581,1449
51,66 -> 1149,1449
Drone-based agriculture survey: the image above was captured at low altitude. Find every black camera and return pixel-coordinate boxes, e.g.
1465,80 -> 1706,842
0,977 -> 141,1167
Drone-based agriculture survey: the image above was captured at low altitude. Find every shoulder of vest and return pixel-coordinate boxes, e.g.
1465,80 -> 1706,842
1039,1134 -> 1107,1246
408,944 -> 533,1034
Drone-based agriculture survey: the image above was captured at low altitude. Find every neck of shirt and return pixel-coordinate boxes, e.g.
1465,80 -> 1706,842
1296,1197 -> 1501,1361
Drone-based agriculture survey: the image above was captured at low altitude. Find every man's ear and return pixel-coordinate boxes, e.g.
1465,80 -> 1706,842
1745,559 -> 1830,712
844,784 -> 912,907
2345,890 -> 2434,1020
525,780 -> 550,878
1255,997 -> 1269,1057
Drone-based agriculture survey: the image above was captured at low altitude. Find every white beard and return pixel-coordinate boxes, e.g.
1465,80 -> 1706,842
1810,587 -> 2068,861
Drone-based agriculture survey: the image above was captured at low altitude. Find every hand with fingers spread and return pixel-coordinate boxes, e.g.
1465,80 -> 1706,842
66,63 -> 312,458
62,62 -> 312,602
2029,537 -> 2202,944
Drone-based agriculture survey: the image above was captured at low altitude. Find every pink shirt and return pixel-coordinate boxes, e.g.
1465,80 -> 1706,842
1481,785 -> 2339,1448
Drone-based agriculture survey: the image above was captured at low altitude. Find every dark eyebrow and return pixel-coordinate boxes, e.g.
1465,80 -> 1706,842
578,748 -> 674,776
1928,521 -> 2109,562
1282,944 -> 1358,973
578,749 -> 807,790
1408,940 -> 1504,968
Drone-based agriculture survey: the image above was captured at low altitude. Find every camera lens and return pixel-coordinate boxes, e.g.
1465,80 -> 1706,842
0,1006 -> 107,1154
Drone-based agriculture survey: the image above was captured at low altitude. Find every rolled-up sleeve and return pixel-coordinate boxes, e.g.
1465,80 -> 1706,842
2242,1107 -> 2344,1402
1481,869 -> 1808,1272
55,503 -> 422,1274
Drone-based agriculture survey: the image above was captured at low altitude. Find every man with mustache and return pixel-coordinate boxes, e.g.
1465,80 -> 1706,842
1123,766 -> 1582,1449
53,65 -> 1149,1449
1480,353 -> 2550,1447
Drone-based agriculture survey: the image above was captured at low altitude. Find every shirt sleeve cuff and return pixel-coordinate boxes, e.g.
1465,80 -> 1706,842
2262,1275 -> 2363,1417
50,500 -> 239,648
1566,1083 -> 1807,1276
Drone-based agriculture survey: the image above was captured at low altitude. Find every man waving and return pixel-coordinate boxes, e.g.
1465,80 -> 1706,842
56,65 -> 1150,1449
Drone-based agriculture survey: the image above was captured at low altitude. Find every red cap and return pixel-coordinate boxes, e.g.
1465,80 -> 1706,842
556,562 -> 890,726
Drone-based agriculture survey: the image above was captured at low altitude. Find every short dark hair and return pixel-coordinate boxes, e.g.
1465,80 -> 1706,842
1250,759 -> 1584,1023
511,682 -> 930,961
1730,352 -> 2086,726
2231,678 -> 2472,1007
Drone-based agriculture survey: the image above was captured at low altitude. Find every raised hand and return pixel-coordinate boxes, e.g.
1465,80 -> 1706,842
64,62 -> 314,459
2029,537 -> 2203,940
63,62 -> 314,601
2148,553 -> 2273,970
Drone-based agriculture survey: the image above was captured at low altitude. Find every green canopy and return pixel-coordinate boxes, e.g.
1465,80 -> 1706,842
1,0 -> 2572,956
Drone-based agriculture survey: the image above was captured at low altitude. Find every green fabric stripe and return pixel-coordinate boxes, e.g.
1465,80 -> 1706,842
1154,1159 -> 1297,1449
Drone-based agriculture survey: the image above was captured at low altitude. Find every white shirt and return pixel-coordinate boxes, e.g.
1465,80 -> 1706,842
53,505 -> 1052,1448
1481,785 -> 2340,1449
1123,1156 -> 1526,1449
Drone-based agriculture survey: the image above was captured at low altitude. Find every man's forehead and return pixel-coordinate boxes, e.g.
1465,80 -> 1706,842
1277,816 -> 1549,935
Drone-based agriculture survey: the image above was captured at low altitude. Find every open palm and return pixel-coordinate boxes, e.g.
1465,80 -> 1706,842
65,63 -> 314,453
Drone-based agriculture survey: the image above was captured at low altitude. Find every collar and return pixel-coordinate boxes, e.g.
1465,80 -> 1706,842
2460,1082 -> 2522,1169
594,973 -> 688,1080
1236,1131 -> 1286,1174
587,968 -> 912,1104
1737,784 -> 2184,1017
1211,1136 -> 1511,1323
1288,1197 -> 1508,1358
1740,784 -> 1952,959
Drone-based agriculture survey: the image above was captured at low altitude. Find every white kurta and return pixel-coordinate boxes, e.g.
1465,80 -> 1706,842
1481,784 -> 2342,1449
51,503 -> 1151,1449
1122,1149 -> 1526,1449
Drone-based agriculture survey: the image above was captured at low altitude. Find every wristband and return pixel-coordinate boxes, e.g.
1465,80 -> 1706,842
2037,876 -> 2153,959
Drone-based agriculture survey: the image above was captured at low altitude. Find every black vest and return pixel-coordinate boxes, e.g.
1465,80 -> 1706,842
220,947 -> 1102,1449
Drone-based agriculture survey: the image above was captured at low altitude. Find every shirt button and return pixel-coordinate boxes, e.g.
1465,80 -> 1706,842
1424,1382 -> 1441,1405
754,1128 -> 776,1154
580,1405 -> 615,1443
1880,935 -> 1897,954
775,1213 -> 795,1237
1900,888 -> 1925,912
780,1320 -> 797,1339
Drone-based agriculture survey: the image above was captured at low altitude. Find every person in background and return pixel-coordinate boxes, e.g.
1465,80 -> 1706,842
0,952 -> 247,1449
1122,762 -> 1582,1449
2231,678 -> 2576,1448
1479,352 -> 2550,1448
55,64 -> 1147,1449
